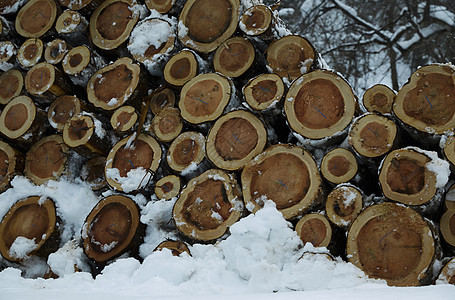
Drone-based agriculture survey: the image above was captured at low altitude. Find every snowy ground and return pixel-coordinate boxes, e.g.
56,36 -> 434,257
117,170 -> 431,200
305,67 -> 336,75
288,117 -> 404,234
0,177 -> 454,299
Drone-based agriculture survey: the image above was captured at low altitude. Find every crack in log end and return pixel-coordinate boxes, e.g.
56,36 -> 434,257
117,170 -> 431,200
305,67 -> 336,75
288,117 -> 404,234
68,119 -> 91,141
386,158 -> 425,195
112,140 -> 153,177
185,0 -> 232,44
96,2 -> 132,41
4,103 -> 27,132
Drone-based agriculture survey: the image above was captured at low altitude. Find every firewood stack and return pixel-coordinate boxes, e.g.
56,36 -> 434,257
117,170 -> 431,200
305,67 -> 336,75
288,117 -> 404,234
0,0 -> 455,287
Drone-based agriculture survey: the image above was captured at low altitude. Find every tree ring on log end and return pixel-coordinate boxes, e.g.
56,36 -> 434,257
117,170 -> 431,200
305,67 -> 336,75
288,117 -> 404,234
347,202 -> 435,286
167,131 -> 206,173
362,84 -> 395,114
0,95 -> 36,139
0,196 -> 57,262
173,169 -> 243,241
179,0 -> 239,53
241,144 -> 321,219
81,156 -> 107,191
437,257 -> 455,285
150,87 -> 176,115
164,50 -> 198,87
25,135 -> 68,185
179,73 -> 232,124
111,105 -> 137,132
295,213 -> 332,247
285,70 -> 356,140
154,240 -> 191,256
15,0 -> 57,38
267,35 -> 315,80
213,37 -> 255,78
206,110 -> 266,170
90,0 -> 139,50
105,133 -> 161,192
44,39 -> 68,65
48,95 -> 81,133
17,38 -> 43,68
155,175 -> 181,200
0,141 -> 22,192
151,107 -> 183,142
145,0 -> 175,14
62,114 -> 95,148
87,57 -> 140,110
0,69 -> 23,105
325,185 -> 363,227
243,73 -> 284,110
348,114 -> 397,158
320,148 -> 358,184
62,46 -> 91,75
55,10 -> 82,34
82,195 -> 141,262
440,209 -> 455,247
393,64 -> 455,134
379,148 -> 437,206
239,5 -> 272,36
25,62 -> 60,96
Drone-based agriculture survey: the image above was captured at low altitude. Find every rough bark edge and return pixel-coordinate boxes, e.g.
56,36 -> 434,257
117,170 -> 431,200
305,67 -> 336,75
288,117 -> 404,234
163,50 -> 198,87
0,95 -> 36,139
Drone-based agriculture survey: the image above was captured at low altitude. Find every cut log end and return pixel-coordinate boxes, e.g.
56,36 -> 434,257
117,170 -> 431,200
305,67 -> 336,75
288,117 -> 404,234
62,46 -> 91,76
47,95 -> 82,133
167,131 -> 206,173
25,62 -> 67,98
152,107 -> 183,143
320,148 -> 358,184
0,141 -> 23,192
163,50 -> 198,87
362,84 -> 395,114
444,183 -> 455,210
0,69 -> 23,105
0,95 -> 36,139
17,38 -> 44,68
206,110 -> 267,171
154,240 -> 191,256
241,144 -> 322,220
155,175 -> 181,200
0,196 -> 57,262
394,64 -> 455,135
325,185 -> 363,227
243,73 -> 284,111
173,169 -> 243,241
80,156 -> 107,191
55,10 -> 83,34
15,0 -> 57,38
213,37 -> 255,78
110,105 -> 137,132
82,195 -> 142,262
239,5 -> 272,36
440,209 -> 455,247
150,87 -> 176,115
295,213 -> 332,248
145,0 -> 175,14
44,39 -> 69,65
63,114 -> 95,148
347,202 -> 435,286
348,114 -> 397,158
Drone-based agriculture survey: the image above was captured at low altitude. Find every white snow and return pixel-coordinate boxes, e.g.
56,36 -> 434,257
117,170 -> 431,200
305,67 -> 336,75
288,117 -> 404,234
105,167 -> 152,193
407,147 -> 450,188
8,237 -> 37,260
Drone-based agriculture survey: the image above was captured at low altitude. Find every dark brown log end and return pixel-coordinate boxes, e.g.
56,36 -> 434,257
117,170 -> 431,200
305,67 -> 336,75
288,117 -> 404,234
164,50 -> 198,87
62,46 -> 91,76
0,69 -> 23,105
0,141 -> 24,192
82,195 -> 142,262
173,169 -> 243,241
206,110 -> 267,171
111,105 -> 137,132
348,114 -> 397,158
17,38 -> 43,68
440,209 -> 455,247
154,240 -> 191,256
243,73 -> 284,111
267,35 -> 315,80
213,37 -> 255,78
44,39 -> 69,65
325,185 -> 363,227
285,70 -> 356,141
178,0 -> 239,53
81,156 -> 107,191
239,5 -> 272,36
150,87 -> 176,115
15,0 -> 57,38
167,131 -> 206,173
394,64 -> 455,135
63,114 -> 96,148
295,213 -> 332,248
25,135 -> 68,185
320,148 -> 358,185
347,202 -> 435,286
48,95 -> 82,133
444,183 -> 455,210
241,144 -> 322,220
362,84 -> 395,114
155,175 -> 181,200
0,95 -> 36,139
0,196 -> 57,262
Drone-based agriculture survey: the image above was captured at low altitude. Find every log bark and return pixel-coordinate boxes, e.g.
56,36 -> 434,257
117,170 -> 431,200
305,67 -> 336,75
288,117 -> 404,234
163,50 -> 199,87
206,110 -> 267,171
155,175 -> 181,200
166,131 -> 207,176
213,36 -> 256,78
241,144 -> 322,220
110,105 -> 137,134
151,106 -> 183,143
0,95 -> 48,149
440,209 -> 455,247
179,72 -> 235,124
320,147 -> 358,185
0,196 -> 60,262
266,35 -> 316,81
154,240 -> 191,256
393,64 -> 455,136
0,69 -> 23,105
82,194 -> 144,263
105,133 -> 162,192
178,0 -> 239,53
80,156 -> 108,192
362,84 -> 395,114
325,184 -> 363,228
44,39 -> 70,65
17,38 -> 43,69
89,0 -> 140,50
149,87 -> 176,115
62,113 -> 111,158
172,169 -> 243,242
284,69 -> 357,147
25,135 -> 69,185
0,140 -> 24,192
295,213 -> 332,248
436,257 -> 455,285
47,95 -> 82,133
243,73 -> 285,111
15,0 -> 58,38
346,202 -> 436,286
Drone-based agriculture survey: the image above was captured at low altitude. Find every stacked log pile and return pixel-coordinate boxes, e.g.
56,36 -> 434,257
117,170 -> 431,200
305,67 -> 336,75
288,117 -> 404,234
0,0 -> 455,287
